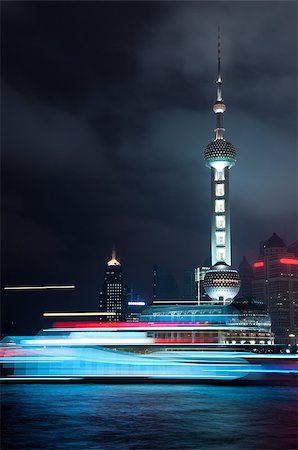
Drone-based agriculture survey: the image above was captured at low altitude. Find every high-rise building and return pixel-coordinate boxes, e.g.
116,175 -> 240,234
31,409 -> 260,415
287,240 -> 298,258
99,249 -> 127,321
197,266 -> 211,303
183,268 -> 198,300
202,29 -> 241,304
182,266 -> 213,303
252,232 -> 298,344
152,264 -> 179,300
126,288 -> 147,322
237,256 -> 253,298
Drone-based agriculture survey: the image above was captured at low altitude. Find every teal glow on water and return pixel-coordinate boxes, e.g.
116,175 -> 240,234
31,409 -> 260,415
1,384 -> 298,449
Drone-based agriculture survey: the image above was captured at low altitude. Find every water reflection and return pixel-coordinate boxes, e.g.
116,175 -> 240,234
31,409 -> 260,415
2,384 -> 298,449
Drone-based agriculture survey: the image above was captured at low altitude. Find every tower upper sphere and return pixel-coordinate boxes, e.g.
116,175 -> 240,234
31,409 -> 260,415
204,139 -> 237,169
204,26 -> 237,171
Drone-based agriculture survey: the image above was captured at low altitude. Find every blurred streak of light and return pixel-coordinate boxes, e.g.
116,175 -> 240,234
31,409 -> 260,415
153,301 -> 198,304
4,285 -> 75,290
21,338 -> 154,346
43,312 -> 116,317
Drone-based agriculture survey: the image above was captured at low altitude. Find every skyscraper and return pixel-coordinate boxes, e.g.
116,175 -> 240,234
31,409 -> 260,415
237,256 -> 253,298
252,233 -> 298,344
183,268 -> 198,300
99,249 -> 127,321
203,30 -> 241,304
152,264 -> 179,300
197,266 -> 211,303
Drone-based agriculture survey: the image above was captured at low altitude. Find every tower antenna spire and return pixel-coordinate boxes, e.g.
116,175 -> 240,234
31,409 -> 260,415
217,25 -> 222,102
112,245 -> 116,261
213,26 -> 226,139
108,245 -> 120,266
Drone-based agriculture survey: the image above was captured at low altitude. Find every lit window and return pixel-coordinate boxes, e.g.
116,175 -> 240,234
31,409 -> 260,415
215,184 -> 224,197
216,215 -> 225,229
215,200 -> 225,212
216,248 -> 226,261
215,170 -> 225,181
216,231 -> 225,245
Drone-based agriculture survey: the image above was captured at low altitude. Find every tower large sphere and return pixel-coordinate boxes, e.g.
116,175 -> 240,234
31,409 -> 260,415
203,262 -> 241,304
213,101 -> 226,113
204,139 -> 237,169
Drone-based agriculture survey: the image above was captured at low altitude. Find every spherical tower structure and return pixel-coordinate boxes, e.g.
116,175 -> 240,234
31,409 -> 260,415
203,29 -> 241,304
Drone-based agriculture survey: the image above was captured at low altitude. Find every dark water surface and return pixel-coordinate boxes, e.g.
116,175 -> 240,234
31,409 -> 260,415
1,384 -> 298,449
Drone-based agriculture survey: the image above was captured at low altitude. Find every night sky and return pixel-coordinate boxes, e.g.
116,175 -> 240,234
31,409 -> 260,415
2,1 -> 297,315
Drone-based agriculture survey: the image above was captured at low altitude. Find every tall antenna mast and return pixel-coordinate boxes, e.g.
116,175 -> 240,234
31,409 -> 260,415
214,26 -> 226,140
217,26 -> 222,101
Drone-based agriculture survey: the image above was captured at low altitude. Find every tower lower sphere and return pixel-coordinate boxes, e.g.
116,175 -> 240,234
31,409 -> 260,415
203,262 -> 241,304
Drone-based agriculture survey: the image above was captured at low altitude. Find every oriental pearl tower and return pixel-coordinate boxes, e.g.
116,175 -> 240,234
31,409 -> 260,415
203,29 -> 241,305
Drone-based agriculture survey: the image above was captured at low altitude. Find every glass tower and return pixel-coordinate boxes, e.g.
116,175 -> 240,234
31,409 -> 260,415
99,249 -> 127,321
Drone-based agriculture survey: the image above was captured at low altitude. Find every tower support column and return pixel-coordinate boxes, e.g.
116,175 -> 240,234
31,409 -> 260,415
211,167 -> 231,266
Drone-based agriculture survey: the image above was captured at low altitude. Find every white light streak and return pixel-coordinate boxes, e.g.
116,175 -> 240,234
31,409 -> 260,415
128,301 -> 145,306
0,377 -> 82,381
4,285 -> 75,291
153,301 -> 198,304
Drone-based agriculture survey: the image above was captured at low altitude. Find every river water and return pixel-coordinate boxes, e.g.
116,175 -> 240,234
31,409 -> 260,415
1,384 -> 298,449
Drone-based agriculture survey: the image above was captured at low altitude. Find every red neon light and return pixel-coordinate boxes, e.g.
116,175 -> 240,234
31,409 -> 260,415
280,258 -> 298,265
53,321 -> 205,329
154,338 -> 216,344
254,261 -> 264,268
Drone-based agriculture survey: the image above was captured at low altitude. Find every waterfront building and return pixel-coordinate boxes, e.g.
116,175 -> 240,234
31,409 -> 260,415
252,232 -> 298,344
99,249 -> 128,321
202,30 -> 241,304
139,297 -> 274,349
237,256 -> 253,298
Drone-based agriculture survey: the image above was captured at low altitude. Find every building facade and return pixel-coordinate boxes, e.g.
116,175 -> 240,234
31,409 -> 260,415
140,297 -> 274,349
99,250 -> 127,321
252,233 -> 298,344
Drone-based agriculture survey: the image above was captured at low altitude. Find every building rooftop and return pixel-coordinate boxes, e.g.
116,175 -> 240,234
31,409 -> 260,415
264,232 -> 285,249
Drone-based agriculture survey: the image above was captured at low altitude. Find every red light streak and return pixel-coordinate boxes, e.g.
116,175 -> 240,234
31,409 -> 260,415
154,338 -> 216,344
52,321 -> 205,329
253,261 -> 264,268
280,258 -> 298,265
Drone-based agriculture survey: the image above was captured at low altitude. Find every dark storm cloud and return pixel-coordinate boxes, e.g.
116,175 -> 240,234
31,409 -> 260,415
2,1 -> 297,302
4,87 -> 105,174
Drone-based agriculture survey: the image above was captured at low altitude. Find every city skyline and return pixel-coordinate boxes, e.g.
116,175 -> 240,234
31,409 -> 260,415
2,2 -> 297,304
